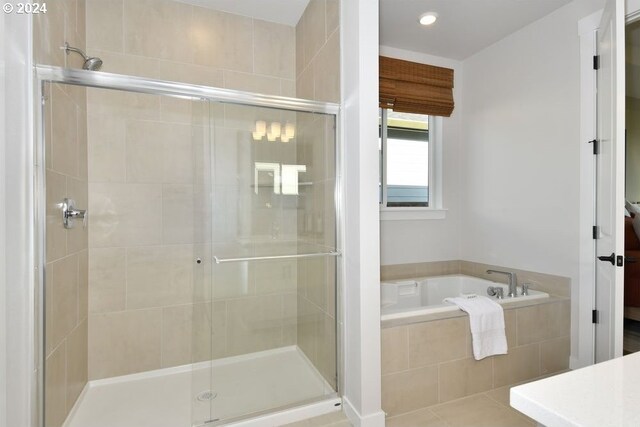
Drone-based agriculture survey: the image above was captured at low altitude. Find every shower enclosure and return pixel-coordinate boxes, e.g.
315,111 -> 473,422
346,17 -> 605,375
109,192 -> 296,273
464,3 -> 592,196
36,66 -> 341,427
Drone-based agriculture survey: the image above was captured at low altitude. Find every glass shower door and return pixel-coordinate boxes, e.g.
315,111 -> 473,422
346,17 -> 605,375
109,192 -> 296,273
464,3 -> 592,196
191,101 -> 338,426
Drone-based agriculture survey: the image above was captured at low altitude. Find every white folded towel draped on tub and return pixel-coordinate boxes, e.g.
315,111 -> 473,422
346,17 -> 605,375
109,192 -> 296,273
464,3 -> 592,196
443,295 -> 508,360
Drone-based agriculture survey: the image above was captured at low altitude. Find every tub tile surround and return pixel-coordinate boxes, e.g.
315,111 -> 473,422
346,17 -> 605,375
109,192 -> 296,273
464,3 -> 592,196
380,261 -> 571,417
381,260 -> 571,298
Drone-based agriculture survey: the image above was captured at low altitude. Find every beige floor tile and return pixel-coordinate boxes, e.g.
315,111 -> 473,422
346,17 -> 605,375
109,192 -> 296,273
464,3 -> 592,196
431,394 -> 534,427
386,408 -> 448,427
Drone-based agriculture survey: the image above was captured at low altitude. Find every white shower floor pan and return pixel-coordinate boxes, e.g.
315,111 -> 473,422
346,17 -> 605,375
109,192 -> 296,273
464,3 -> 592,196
64,346 -> 338,427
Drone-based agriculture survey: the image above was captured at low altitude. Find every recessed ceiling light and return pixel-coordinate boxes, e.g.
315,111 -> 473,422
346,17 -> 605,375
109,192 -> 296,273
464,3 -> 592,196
419,12 -> 438,26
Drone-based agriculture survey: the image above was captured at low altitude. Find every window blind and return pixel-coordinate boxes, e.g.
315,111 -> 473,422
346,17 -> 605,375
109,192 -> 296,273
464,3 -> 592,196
379,56 -> 454,117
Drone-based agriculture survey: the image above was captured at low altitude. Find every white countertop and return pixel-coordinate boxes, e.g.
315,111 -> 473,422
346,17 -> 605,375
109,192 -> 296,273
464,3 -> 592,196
510,352 -> 640,427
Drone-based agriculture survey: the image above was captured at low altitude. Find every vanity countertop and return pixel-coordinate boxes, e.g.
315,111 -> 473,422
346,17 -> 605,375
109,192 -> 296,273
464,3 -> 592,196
510,351 -> 640,427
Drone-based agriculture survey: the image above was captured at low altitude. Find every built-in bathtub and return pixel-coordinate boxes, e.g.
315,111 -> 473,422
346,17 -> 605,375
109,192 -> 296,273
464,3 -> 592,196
381,274 -> 549,321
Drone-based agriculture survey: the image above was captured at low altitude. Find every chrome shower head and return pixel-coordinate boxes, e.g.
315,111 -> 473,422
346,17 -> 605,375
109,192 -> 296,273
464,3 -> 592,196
62,42 -> 103,71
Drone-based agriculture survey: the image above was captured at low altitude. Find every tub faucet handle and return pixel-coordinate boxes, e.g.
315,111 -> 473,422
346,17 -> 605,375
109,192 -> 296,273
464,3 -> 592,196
521,283 -> 530,296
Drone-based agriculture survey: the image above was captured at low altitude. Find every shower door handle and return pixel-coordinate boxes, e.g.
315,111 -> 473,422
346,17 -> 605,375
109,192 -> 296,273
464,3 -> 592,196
60,198 -> 87,229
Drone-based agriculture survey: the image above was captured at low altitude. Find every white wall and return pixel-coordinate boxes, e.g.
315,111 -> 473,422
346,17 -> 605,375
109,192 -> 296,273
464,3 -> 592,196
460,0 -> 604,367
378,47 -> 463,266
341,0 -> 385,425
2,11 -> 35,427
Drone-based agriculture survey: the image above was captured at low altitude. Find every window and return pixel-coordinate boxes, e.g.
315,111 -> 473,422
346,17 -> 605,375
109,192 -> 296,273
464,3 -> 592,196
379,109 -> 438,210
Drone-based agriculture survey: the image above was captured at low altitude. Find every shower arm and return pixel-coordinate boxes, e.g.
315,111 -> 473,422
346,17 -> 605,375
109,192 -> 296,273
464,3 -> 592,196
62,42 -> 89,60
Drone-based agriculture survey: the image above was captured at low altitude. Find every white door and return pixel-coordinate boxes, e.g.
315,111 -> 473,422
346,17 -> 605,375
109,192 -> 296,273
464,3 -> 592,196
595,0 -> 626,362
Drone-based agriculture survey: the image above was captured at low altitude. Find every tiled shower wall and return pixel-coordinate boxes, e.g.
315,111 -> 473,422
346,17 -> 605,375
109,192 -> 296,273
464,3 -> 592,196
84,0 -> 304,379
295,0 -> 341,389
34,1 -> 89,426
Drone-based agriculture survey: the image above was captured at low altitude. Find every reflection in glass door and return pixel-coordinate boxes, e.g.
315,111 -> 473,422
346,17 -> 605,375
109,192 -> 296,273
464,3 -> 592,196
191,102 -> 339,426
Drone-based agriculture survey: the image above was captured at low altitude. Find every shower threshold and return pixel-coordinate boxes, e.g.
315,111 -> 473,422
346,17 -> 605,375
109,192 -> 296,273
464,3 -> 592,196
63,346 -> 338,427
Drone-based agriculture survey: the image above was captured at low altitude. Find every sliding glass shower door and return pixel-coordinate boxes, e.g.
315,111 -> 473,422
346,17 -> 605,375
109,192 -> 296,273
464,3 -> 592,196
191,102 -> 339,426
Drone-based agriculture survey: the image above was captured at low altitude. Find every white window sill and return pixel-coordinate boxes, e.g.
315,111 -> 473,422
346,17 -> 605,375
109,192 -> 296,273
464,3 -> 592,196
380,207 -> 447,221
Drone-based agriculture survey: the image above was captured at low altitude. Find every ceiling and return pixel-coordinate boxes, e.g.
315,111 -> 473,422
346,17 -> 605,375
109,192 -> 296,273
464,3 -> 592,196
380,0 -> 572,60
176,0 -> 310,26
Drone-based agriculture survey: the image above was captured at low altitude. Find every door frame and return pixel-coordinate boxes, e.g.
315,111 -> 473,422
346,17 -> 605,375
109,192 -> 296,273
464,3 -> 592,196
579,0 -> 640,368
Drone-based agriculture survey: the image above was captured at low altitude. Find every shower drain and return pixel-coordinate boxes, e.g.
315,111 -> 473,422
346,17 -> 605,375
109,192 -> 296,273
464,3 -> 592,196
196,390 -> 218,402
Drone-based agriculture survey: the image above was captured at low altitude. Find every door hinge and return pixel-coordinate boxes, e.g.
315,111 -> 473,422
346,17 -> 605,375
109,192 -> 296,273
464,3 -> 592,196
588,139 -> 599,154
593,55 -> 600,70
592,309 -> 599,324
592,226 -> 599,239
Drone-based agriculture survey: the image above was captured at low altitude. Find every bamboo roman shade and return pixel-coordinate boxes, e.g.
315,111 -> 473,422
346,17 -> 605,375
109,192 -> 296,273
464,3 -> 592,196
379,56 -> 455,117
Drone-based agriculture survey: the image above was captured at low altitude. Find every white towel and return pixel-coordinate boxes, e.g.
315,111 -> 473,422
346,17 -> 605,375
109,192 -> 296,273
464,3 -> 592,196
443,295 -> 508,360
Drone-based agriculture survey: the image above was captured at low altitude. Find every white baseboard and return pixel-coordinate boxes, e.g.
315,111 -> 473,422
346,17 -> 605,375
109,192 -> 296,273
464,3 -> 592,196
342,396 -> 386,427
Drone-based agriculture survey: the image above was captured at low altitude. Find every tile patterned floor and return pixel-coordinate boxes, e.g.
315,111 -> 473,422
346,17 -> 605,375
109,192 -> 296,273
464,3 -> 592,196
290,380 -> 541,427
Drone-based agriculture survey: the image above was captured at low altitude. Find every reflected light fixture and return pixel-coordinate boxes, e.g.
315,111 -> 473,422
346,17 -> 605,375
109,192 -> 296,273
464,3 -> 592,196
253,120 -> 295,143
419,12 -> 438,26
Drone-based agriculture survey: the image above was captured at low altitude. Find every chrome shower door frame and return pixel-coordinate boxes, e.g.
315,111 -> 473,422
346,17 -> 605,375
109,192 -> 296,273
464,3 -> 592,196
34,65 -> 344,427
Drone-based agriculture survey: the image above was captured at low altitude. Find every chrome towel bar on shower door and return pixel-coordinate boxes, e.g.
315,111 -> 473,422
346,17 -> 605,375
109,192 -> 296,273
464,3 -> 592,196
213,251 -> 341,264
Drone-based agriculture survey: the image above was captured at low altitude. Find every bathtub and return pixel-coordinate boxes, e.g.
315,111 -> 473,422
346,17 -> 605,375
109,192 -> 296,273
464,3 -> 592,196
381,274 -> 549,321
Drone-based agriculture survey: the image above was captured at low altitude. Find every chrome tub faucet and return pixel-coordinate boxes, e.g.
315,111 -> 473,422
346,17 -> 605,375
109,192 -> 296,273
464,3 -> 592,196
486,269 -> 518,298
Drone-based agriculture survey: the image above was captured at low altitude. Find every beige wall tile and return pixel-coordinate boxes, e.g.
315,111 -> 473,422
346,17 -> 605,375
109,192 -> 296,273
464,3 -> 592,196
281,79 -> 297,97
316,313 -> 337,388
45,342 -> 67,427
438,357 -> 493,403
226,295 -> 284,356
66,319 -> 88,412
253,259 -> 297,295
51,85 -> 79,177
50,255 -> 79,352
126,245 -> 194,309
408,317 -> 467,367
88,248 -> 126,313
193,301 -> 228,362
212,262 -> 254,300
161,304 -> 193,367
517,300 -> 570,345
88,183 -> 162,247
382,365 -> 438,416
78,250 -> 89,321
46,170 -> 67,262
540,336 -> 570,375
295,16 -> 305,76
493,343 -> 540,388
297,296 -> 321,362
296,65 -> 315,101
88,87 -> 161,122
254,19 -> 296,79
123,0 -> 194,62
157,60 -> 223,87
33,0 -> 66,66
301,0 -> 326,69
89,308 -> 162,379
504,309 -> 517,348
224,71 -> 283,96
326,0 -> 339,36
162,185 -> 195,244
125,120 -> 193,184
86,0 -> 123,52
87,113 -> 126,183
190,8 -> 252,71
381,326 -> 408,375
92,50 -> 160,79
282,293 -> 298,346
313,30 -> 340,103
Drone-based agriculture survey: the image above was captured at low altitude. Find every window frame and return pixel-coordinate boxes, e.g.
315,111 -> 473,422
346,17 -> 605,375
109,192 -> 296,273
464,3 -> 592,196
379,109 -> 445,220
